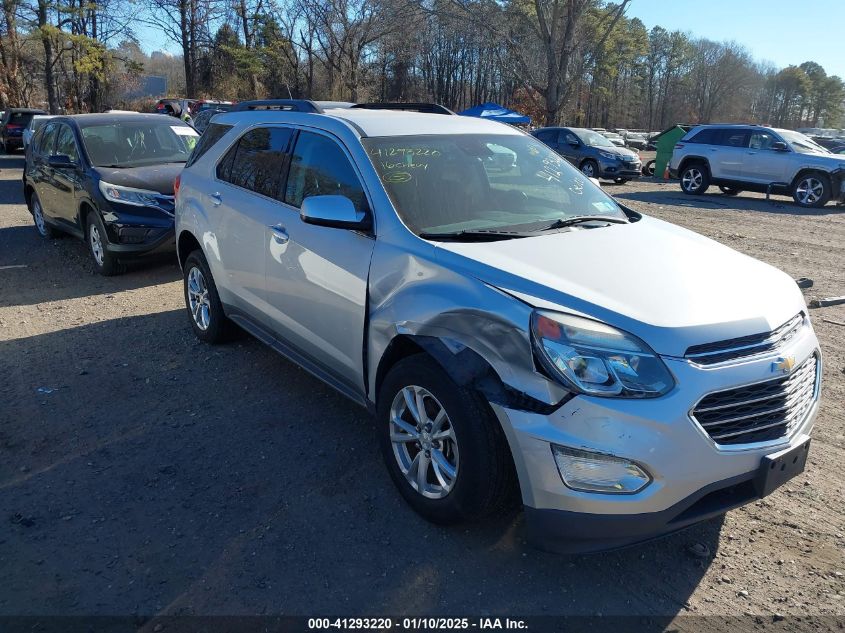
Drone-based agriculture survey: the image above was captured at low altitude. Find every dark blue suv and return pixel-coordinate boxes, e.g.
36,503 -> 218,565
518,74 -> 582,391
532,127 -> 642,183
23,113 -> 198,275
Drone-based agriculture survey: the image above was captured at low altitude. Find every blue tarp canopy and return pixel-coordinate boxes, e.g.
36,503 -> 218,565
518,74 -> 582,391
459,102 -> 530,125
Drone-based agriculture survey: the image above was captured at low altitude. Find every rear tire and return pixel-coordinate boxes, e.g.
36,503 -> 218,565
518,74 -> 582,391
792,173 -> 831,208
30,192 -> 58,239
643,160 -> 656,177
719,186 -> 741,196
86,213 -> 124,276
614,178 -> 630,184
183,249 -> 234,343
680,163 -> 710,195
377,354 -> 517,525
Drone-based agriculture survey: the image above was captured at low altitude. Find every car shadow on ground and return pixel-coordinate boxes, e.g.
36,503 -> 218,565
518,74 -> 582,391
614,186 -> 845,217
0,309 -> 722,620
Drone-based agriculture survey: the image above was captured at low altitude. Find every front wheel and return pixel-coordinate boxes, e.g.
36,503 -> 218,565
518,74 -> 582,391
614,178 -> 630,184
580,160 -> 598,179
680,164 -> 710,195
792,173 -> 831,208
377,354 -> 516,525
86,213 -> 124,276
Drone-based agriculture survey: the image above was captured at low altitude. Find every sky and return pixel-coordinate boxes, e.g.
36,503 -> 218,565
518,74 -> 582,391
136,0 -> 843,79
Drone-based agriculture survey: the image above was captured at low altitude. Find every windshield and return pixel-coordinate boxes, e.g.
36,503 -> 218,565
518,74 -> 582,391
81,121 -> 198,167
779,130 -> 829,155
579,130 -> 615,147
363,134 -> 626,235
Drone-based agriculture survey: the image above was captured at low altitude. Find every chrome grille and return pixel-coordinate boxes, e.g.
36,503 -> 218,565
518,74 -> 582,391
691,355 -> 818,446
685,313 -> 805,365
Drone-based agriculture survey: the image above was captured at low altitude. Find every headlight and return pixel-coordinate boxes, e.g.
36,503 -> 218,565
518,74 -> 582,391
531,311 -> 674,398
598,151 -> 619,160
99,181 -> 167,209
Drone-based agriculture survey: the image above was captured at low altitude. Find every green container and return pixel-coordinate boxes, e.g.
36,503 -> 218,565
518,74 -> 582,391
653,124 -> 693,178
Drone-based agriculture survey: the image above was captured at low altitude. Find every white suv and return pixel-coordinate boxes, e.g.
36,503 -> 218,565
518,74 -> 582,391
175,101 -> 821,553
669,124 -> 845,207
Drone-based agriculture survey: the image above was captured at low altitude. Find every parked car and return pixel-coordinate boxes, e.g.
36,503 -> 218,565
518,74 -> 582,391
22,114 -> 57,148
23,113 -> 199,274
192,104 -> 235,134
602,131 -> 626,147
533,126 -> 641,183
624,131 -> 648,150
174,100 -> 820,553
1,108 -> 47,153
809,135 -> 845,151
669,124 -> 845,207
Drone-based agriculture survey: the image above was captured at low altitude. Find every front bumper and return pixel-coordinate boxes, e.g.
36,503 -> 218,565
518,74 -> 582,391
597,157 -> 642,180
495,324 -> 821,553
101,204 -> 176,257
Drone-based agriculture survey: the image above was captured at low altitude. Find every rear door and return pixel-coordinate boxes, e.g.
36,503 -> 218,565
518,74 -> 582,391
712,128 -> 750,180
741,130 -> 790,184
264,129 -> 375,394
211,125 -> 295,318
31,122 -> 59,219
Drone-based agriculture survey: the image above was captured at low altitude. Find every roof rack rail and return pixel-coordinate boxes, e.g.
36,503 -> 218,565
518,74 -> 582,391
232,99 -> 324,113
351,102 -> 455,115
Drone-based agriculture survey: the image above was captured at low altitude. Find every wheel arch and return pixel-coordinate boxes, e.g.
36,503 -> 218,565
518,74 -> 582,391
677,155 -> 710,175
790,168 -> 832,190
177,229 -> 202,270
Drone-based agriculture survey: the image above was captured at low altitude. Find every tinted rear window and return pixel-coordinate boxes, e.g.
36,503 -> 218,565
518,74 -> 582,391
8,113 -> 35,127
686,128 -> 720,144
186,123 -> 232,167
217,126 -> 294,199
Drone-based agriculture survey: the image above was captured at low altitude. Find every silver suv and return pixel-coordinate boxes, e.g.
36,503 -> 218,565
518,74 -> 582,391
669,124 -> 845,207
175,101 -> 821,553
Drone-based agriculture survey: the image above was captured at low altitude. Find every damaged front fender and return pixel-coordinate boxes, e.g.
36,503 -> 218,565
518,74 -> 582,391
366,242 -> 571,408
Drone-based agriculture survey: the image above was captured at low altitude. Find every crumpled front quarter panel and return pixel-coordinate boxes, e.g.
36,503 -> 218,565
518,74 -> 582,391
366,238 -> 568,405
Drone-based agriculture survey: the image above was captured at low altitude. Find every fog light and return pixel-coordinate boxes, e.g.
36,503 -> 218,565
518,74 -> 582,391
551,445 -> 651,494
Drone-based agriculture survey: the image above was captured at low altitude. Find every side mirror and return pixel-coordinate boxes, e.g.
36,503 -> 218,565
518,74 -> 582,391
300,195 -> 370,230
771,141 -> 789,152
48,154 -> 75,168
568,141 -> 580,149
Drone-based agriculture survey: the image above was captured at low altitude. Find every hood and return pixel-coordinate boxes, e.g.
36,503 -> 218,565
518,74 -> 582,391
432,216 -> 806,357
95,163 -> 183,195
597,145 -> 638,160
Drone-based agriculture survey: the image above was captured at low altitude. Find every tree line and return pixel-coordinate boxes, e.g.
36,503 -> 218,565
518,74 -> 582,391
1,0 -> 843,129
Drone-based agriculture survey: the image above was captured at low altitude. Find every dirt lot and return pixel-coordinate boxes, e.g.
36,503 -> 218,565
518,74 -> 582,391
1,153 -> 844,622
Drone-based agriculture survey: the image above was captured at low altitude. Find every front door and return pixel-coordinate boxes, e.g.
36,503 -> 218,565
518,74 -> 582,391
742,130 -> 790,185
52,124 -> 84,229
264,129 -> 375,394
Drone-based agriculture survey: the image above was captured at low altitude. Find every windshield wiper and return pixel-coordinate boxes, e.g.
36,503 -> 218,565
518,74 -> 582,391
539,215 -> 629,231
419,229 -> 530,242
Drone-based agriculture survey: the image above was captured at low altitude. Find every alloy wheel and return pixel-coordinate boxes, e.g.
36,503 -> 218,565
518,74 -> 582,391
389,385 -> 459,499
33,199 -> 47,236
682,168 -> 702,192
187,266 -> 211,331
581,162 -> 595,177
89,224 -> 105,265
795,177 -> 824,206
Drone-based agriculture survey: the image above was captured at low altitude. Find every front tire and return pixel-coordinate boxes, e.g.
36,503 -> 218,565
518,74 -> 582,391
580,159 -> 599,179
86,213 -> 124,276
183,249 -> 233,343
377,354 -> 516,525
792,173 -> 831,208
680,163 -> 710,195
614,178 -> 630,184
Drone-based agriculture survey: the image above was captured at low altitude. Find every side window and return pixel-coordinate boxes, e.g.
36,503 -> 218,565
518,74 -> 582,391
217,126 -> 293,199
535,130 -> 555,144
187,123 -> 232,167
716,129 -> 750,148
55,125 -> 80,162
564,132 -> 580,145
687,128 -> 718,144
749,131 -> 777,150
38,123 -> 58,158
284,131 -> 368,213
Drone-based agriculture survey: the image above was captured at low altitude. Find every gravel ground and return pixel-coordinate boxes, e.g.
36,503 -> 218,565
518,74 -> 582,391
1,154 -> 844,622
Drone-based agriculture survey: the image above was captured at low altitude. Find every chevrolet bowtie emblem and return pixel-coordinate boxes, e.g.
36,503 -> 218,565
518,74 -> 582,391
772,356 -> 796,374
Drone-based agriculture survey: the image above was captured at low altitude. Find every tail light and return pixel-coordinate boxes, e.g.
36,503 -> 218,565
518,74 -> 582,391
174,174 -> 181,200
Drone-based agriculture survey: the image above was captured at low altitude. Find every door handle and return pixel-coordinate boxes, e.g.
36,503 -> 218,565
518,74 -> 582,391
270,224 -> 289,244
210,192 -> 222,206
